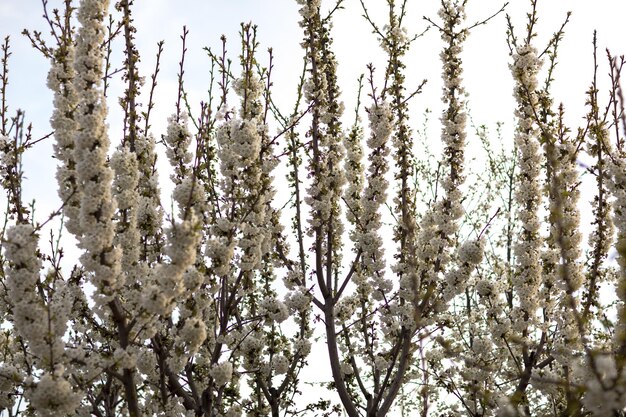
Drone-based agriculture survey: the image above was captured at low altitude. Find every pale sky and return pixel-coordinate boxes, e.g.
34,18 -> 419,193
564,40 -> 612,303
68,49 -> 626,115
1,0 -> 626,413
1,0 -> 625,218
1,0 -> 625,221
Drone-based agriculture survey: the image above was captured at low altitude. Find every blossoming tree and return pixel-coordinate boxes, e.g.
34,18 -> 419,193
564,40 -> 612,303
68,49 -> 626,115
1,0 -> 626,416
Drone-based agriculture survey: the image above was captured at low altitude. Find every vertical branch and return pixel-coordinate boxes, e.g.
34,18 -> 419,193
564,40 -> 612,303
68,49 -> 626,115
298,0 -> 357,415
118,0 -> 141,152
0,37 -> 9,136
583,33 -> 614,322
73,1 -> 143,415
176,26 -> 189,122
509,36 -> 542,417
143,41 -> 164,136
48,0 -> 82,236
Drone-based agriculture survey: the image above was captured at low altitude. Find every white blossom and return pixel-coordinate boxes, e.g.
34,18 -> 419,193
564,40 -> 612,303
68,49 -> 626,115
272,355 -> 289,375
142,218 -> 200,315
26,369 -> 81,417
225,405 -> 242,417
260,297 -> 289,323
511,44 -> 543,324
458,239 -> 484,265
74,0 -> 122,302
294,339 -> 312,357
3,225 -> 66,369
0,365 -> 22,410
48,41 -> 81,236
210,361 -> 233,386
178,316 -> 207,356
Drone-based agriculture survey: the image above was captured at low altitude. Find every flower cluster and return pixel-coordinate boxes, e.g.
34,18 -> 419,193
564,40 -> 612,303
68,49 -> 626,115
296,0 -> 321,21
554,140 -> 584,291
142,217 -> 200,316
458,239 -> 484,265
285,287 -> 311,313
0,364 -> 21,410
259,297 -> 289,323
608,152 -> 626,351
543,131 -> 585,363
441,239 -> 484,303
48,40 -> 81,235
26,369 -> 81,417
294,338 -> 312,357
411,0 -> 469,312
216,106 -> 263,184
343,123 -> 364,240
272,355 -> 289,375
211,361 -> 234,386
164,112 -> 193,181
215,71 -> 271,275
134,133 -> 164,261
111,146 -> 140,277
0,135 -> 8,174
302,7 -> 347,254
381,25 -> 409,54
358,103 -> 393,294
74,0 -> 122,302
3,225 -> 66,368
511,44 -> 543,326
169,315 -> 207,372
580,355 -> 626,415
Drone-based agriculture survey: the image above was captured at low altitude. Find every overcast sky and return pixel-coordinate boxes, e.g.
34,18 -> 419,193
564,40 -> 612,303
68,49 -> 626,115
1,0 -> 625,219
